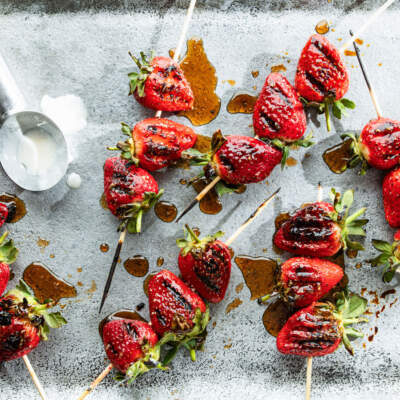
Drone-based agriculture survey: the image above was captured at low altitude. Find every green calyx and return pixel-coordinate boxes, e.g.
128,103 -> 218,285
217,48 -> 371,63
339,132 -> 369,175
370,239 -> 400,283
271,132 -> 314,169
329,188 -> 368,252
300,96 -> 355,132
0,231 -> 18,264
118,190 -> 164,234
332,290 -> 368,355
108,123 -> 139,166
158,307 -> 210,364
128,50 -> 154,97
5,280 -> 66,341
176,225 -> 224,256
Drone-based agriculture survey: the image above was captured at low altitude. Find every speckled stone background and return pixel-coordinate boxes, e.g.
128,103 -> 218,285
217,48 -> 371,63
1,1 -> 400,399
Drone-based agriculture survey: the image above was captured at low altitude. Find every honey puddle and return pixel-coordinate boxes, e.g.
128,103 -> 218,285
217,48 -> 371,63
154,201 -> 177,223
23,262 -> 77,303
0,193 -> 27,223
123,255 -> 149,277
315,19 -> 330,35
234,256 -> 277,300
98,309 -> 147,339
100,243 -> 109,253
225,298 -> 243,314
262,299 -> 292,337
270,64 -> 286,73
174,38 -> 221,126
156,257 -> 164,267
322,138 -> 354,174
227,93 -> 257,114
100,193 -> 108,210
192,177 -> 222,215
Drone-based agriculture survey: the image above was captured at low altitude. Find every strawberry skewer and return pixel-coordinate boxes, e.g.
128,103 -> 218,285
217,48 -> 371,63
98,0 -> 197,313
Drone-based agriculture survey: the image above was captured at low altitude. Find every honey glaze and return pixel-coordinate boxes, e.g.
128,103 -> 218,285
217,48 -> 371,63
23,262 -> 77,303
173,134 -> 211,169
0,193 -> 27,223
100,193 -> 108,210
227,93 -> 258,114
192,177 -> 222,215
234,255 -> 277,300
98,309 -> 147,339
154,201 -> 177,223
262,299 -> 292,337
270,64 -> 287,73
156,257 -> 164,267
315,19 -> 330,35
99,243 -> 109,253
175,38 -> 221,126
322,138 -> 354,174
123,255 -> 149,277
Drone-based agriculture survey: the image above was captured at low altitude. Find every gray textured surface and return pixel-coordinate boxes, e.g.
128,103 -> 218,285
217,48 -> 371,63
1,1 -> 400,399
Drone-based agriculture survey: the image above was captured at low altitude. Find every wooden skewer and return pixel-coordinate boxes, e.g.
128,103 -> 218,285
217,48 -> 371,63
340,0 -> 395,52
225,188 -> 280,246
22,355 -> 49,400
98,0 -> 197,313
77,364 -> 114,400
349,30 -> 383,118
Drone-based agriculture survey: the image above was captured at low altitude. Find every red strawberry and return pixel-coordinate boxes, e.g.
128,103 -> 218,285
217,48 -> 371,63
383,167 -> 400,228
111,118 -> 197,171
277,292 -> 367,357
148,270 -> 209,361
0,281 -> 66,361
278,257 -> 343,308
128,52 -> 194,112
274,189 -> 367,257
104,156 -> 163,233
0,203 -> 8,228
177,225 -> 231,303
253,72 -> 307,142
0,232 -> 18,296
102,319 -> 165,382
295,34 -> 354,131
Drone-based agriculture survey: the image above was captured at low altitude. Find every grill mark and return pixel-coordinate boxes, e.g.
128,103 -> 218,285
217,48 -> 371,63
304,71 -> 327,97
155,309 -> 167,326
163,281 -> 193,312
270,85 -> 293,108
124,322 -> 138,339
260,110 -> 280,132
311,38 -> 339,71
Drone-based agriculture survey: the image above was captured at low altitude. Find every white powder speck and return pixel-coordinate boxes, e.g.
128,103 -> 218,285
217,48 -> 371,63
67,172 -> 82,189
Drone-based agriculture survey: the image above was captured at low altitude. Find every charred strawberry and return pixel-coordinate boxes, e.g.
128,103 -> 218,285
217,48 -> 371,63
110,118 -> 197,171
274,189 -> 367,257
260,257 -> 344,308
104,156 -> 163,233
383,167 -> 400,228
128,52 -> 194,112
177,225 -> 231,303
295,34 -> 354,131
102,319 -> 166,383
0,280 -> 66,361
148,269 -> 209,361
0,232 -> 18,296
277,291 -> 367,357
0,203 -> 8,228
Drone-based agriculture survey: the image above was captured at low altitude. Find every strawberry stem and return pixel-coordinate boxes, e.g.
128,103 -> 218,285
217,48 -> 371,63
324,98 -> 331,132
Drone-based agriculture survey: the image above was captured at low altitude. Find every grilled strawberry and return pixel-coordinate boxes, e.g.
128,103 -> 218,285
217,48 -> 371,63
177,225 -> 231,303
0,280 -> 66,361
128,52 -> 194,112
277,291 -> 367,357
104,156 -> 163,233
371,233 -> 400,282
102,319 -> 166,383
274,189 -> 367,257
295,34 -> 354,131
0,232 -> 18,296
383,167 -> 400,228
0,203 -> 8,228
110,118 -> 197,171
148,269 -> 209,361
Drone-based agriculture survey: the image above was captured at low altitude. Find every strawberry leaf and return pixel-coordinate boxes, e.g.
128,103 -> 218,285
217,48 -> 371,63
215,181 -> 241,197
0,232 -> 18,265
341,98 -> 356,109
127,50 -> 154,97
372,239 -> 392,253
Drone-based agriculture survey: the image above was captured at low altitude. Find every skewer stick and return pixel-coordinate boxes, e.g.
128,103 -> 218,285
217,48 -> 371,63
225,188 -> 280,246
176,176 -> 221,223
349,30 -> 383,118
22,355 -> 49,400
77,364 -> 114,400
99,0 -> 197,312
340,0 -> 395,52
305,356 -> 313,400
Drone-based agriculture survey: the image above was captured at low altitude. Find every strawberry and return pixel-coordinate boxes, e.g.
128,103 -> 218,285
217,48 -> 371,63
102,319 -> 166,383
0,280 -> 66,361
177,225 -> 231,303
383,167 -> 400,228
0,232 -> 18,296
274,189 -> 367,257
0,203 -> 8,228
104,156 -> 163,233
371,233 -> 400,282
340,118 -> 400,174
110,118 -> 197,172
277,291 -> 367,357
148,269 -> 209,361
295,34 -> 354,131
128,52 -> 194,112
